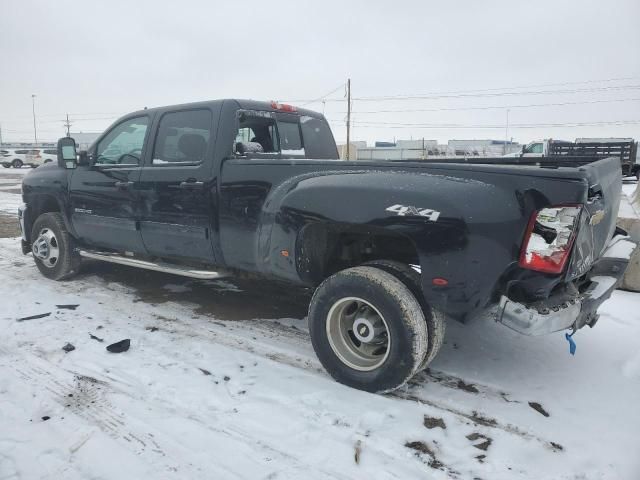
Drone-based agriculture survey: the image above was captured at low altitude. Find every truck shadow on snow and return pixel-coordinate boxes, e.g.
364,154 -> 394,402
79,260 -> 313,321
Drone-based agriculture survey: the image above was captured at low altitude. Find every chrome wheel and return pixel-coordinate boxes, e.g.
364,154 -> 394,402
32,228 -> 60,268
326,297 -> 390,371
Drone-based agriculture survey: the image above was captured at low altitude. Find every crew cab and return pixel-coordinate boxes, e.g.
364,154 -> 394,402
17,99 -> 636,392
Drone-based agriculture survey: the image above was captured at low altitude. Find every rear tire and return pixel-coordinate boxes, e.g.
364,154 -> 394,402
31,212 -> 81,280
308,266 -> 429,392
364,260 -> 445,371
12,159 -> 23,168
2,163 -> 9,168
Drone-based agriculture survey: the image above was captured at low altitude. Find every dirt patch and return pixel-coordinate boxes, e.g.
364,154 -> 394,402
466,432 -> 492,451
469,411 -> 498,427
0,212 -> 20,238
405,441 -> 444,470
423,415 -> 446,429
456,379 -> 479,394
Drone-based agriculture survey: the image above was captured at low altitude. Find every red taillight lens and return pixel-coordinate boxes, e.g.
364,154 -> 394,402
519,205 -> 582,274
270,100 -> 297,112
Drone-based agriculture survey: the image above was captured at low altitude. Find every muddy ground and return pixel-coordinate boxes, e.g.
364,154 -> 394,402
0,212 -> 20,238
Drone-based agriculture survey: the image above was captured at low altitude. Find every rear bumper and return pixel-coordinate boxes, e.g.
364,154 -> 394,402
497,234 -> 637,336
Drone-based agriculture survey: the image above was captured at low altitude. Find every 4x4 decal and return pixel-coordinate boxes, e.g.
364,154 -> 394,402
385,204 -> 440,221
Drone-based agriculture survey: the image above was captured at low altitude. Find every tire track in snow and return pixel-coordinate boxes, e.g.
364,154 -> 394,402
0,345 -> 355,480
147,316 -> 563,452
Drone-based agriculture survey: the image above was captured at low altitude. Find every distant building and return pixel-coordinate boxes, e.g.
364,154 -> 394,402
350,138 -> 521,160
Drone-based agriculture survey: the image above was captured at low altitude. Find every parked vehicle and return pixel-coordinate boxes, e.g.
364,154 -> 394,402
508,138 -> 639,179
17,99 -> 637,392
40,149 -> 58,164
1,148 -> 49,168
0,149 -> 12,166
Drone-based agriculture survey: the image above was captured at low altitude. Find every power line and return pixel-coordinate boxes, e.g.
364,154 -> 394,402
289,83 -> 640,104
299,83 -> 346,107
327,119 -> 640,129
337,97 -> 640,115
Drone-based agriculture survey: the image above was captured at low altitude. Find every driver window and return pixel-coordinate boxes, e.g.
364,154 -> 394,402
96,116 -> 149,165
525,143 -> 543,154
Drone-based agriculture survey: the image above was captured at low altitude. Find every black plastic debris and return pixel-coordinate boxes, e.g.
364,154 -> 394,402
62,343 -> 75,353
17,312 -> 51,322
41,416 -> 50,421
106,339 -> 130,353
89,333 -> 104,342
199,368 -> 212,376
528,401 -> 550,417
56,304 -> 79,310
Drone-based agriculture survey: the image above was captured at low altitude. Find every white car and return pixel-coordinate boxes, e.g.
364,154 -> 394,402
1,148 -> 55,168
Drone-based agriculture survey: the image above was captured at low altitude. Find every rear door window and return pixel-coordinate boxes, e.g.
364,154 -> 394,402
152,109 -> 212,165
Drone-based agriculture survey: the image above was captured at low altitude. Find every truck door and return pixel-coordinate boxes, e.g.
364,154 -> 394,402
68,115 -> 150,254
137,108 -> 218,264
522,142 -> 544,157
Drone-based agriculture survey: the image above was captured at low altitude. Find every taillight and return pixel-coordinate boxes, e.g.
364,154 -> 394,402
519,205 -> 582,274
270,101 -> 297,112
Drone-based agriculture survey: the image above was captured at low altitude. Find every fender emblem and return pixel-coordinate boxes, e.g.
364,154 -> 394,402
590,210 -> 605,226
385,204 -> 440,222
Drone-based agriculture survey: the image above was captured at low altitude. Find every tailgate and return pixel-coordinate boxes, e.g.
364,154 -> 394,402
567,156 -> 622,279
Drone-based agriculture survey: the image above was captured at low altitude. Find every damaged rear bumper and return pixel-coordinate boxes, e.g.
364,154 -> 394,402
497,234 -> 637,336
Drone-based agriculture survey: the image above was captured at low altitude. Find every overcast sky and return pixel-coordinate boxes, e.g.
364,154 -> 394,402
1,0 -> 639,145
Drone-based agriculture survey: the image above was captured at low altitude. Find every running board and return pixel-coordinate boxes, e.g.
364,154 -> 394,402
78,250 -> 229,280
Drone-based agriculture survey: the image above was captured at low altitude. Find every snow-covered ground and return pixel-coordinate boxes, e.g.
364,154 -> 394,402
0,181 -> 639,479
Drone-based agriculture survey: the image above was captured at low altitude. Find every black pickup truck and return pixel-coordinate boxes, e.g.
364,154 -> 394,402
18,99 -> 636,392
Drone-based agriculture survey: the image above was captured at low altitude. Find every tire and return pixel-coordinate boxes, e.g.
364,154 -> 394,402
30,212 -> 81,280
2,163 -> 10,168
636,169 -> 640,182
364,260 -> 445,371
12,159 -> 23,168
308,266 -> 429,392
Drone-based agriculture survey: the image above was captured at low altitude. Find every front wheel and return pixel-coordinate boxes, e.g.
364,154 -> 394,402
308,266 -> 429,392
12,159 -> 23,168
31,212 -> 81,280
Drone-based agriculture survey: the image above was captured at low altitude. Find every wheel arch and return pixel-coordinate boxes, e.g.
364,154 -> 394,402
295,221 -> 421,285
23,194 -> 66,243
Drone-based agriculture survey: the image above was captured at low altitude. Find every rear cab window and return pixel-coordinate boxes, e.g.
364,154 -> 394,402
233,110 -> 337,159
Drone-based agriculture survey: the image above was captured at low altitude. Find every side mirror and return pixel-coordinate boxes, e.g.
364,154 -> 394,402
57,137 -> 77,169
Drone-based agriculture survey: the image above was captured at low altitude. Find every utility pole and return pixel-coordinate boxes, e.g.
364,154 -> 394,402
504,109 -> 510,155
345,78 -> 351,160
31,94 -> 38,145
64,114 -> 72,137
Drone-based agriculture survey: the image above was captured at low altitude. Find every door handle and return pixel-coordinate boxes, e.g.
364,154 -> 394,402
179,180 -> 204,189
114,181 -> 133,189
